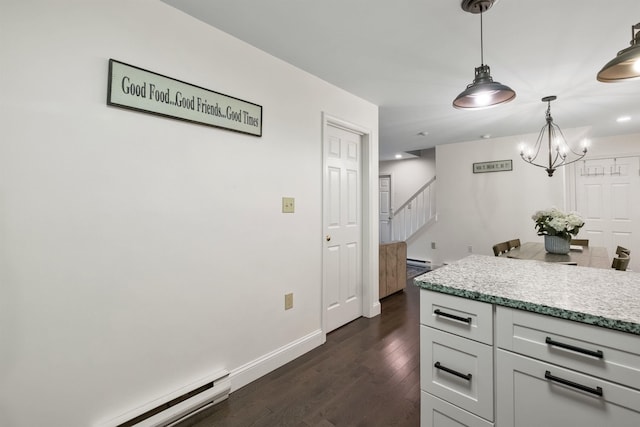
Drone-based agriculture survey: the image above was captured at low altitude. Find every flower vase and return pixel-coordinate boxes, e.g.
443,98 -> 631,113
544,235 -> 570,254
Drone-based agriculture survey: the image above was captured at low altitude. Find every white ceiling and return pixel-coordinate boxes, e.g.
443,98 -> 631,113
160,0 -> 640,160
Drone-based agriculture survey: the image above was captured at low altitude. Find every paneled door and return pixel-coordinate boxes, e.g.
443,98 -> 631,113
323,124 -> 363,333
575,157 -> 640,271
379,175 -> 392,243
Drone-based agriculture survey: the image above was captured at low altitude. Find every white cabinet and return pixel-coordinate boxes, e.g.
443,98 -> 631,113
420,291 -> 493,345
421,327 -> 494,421
420,290 -> 640,426
496,306 -> 640,426
496,350 -> 640,426
495,306 -> 640,386
420,292 -> 494,426
421,392 -> 493,427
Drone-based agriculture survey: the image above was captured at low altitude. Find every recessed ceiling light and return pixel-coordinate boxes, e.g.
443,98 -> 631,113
617,116 -> 632,123
481,134 -> 491,139
395,154 -> 403,159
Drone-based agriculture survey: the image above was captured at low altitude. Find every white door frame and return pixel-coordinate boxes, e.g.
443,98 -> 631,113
321,112 -> 380,343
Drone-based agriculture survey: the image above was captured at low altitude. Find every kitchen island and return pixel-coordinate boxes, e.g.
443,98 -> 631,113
415,254 -> 640,426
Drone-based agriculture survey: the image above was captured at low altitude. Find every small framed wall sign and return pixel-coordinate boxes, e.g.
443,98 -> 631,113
107,59 -> 262,136
473,159 -> 512,173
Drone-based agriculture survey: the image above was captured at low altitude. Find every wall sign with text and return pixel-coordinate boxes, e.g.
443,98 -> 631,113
473,160 -> 513,173
107,59 -> 262,136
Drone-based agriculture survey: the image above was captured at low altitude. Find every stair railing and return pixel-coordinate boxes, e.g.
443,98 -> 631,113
391,177 -> 436,242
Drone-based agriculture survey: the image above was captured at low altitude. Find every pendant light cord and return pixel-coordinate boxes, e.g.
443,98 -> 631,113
480,10 -> 484,65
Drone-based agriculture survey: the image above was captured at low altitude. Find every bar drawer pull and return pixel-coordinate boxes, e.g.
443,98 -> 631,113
545,337 -> 604,359
434,309 -> 472,324
545,370 -> 603,397
434,362 -> 472,381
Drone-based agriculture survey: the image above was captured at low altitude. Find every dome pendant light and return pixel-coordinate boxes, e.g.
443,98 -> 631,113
453,0 -> 516,109
597,23 -> 640,82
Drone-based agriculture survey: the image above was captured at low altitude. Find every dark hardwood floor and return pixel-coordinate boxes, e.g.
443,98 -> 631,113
182,279 -> 421,427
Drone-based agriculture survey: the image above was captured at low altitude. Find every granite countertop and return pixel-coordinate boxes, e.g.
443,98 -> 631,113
414,254 -> 640,335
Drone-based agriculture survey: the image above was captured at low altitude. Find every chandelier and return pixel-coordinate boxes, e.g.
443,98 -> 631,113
520,96 -> 588,177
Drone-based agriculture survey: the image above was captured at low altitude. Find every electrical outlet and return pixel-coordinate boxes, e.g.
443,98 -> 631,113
282,197 -> 295,213
284,293 -> 293,310
468,245 -> 473,253
431,241 -> 436,249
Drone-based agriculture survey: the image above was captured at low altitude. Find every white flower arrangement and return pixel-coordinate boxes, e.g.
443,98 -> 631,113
531,207 -> 585,240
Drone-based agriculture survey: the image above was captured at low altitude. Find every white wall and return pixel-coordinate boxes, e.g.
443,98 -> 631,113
413,132 -> 640,267
580,133 -> 640,158
0,2 -> 378,426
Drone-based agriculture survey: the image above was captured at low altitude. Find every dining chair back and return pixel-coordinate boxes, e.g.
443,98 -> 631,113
612,253 -> 630,271
507,239 -> 521,250
493,242 -> 511,256
616,246 -> 631,256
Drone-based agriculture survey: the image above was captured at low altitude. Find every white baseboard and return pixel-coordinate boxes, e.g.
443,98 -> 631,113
366,300 -> 381,318
229,329 -> 323,392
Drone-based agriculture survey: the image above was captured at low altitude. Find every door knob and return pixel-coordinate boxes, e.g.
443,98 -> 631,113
326,235 -> 331,241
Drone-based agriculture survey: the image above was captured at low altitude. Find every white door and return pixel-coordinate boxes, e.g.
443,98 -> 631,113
379,175 -> 392,243
575,157 -> 640,271
323,124 -> 363,333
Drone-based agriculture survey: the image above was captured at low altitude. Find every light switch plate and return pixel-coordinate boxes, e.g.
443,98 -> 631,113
282,197 -> 295,213
285,293 -> 293,310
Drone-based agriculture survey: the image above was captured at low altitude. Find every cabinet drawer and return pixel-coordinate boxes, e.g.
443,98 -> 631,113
421,326 -> 493,421
420,291 -> 493,345
421,392 -> 493,427
496,306 -> 640,389
497,349 -> 640,426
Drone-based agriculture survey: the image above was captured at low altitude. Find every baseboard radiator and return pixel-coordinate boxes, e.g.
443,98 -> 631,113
407,258 -> 430,268
99,370 -> 230,427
